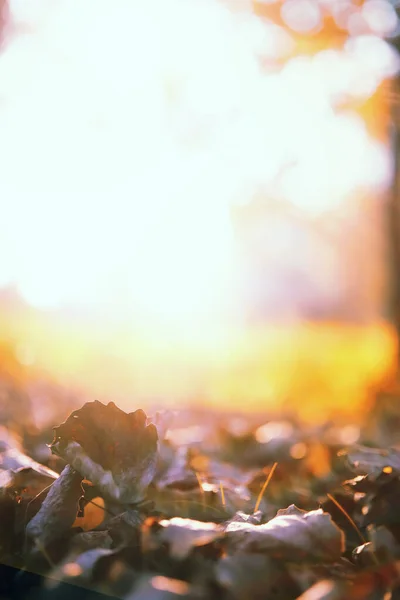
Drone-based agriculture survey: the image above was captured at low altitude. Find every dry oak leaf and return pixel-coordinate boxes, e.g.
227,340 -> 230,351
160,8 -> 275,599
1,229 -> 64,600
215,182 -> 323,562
338,445 -> 400,479
143,517 -> 224,559
50,401 -> 158,504
225,504 -> 345,563
0,466 -> 57,503
0,426 -> 55,475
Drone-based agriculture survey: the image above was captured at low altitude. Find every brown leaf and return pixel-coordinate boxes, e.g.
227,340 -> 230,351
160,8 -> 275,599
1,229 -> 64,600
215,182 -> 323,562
0,466 -> 59,546
50,401 -> 158,504
73,495 -> 105,531
0,466 -> 57,503
338,445 -> 400,479
143,517 -> 223,559
0,446 -> 59,479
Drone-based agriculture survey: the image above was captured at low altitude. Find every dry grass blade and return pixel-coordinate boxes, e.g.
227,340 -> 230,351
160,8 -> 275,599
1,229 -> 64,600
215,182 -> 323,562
326,493 -> 379,566
326,493 -> 366,545
220,481 -> 226,507
254,462 -> 278,513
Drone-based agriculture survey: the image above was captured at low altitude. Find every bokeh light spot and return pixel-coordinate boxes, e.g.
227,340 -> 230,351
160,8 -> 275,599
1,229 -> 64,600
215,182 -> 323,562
290,442 -> 307,459
256,421 -> 294,443
362,0 -> 398,37
151,576 -> 190,595
339,425 -> 360,445
281,0 -> 322,34
62,563 -> 83,577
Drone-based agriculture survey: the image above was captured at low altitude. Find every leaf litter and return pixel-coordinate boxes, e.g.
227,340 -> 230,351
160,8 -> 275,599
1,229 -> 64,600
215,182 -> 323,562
1,399 -> 400,599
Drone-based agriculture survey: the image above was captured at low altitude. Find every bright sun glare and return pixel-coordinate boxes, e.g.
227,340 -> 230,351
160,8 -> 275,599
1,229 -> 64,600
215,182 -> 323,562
0,0 -> 394,337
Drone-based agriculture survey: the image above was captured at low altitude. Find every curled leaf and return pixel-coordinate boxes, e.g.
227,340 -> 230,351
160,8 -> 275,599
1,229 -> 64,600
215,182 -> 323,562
143,517 -> 223,559
0,445 -> 59,479
0,467 -> 56,503
73,495 -> 106,531
225,506 -> 345,563
25,465 -> 83,548
0,466 -> 59,549
50,401 -> 158,504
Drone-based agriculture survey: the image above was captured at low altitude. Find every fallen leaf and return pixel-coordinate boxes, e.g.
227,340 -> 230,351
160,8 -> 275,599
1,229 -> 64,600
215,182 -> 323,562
0,466 -> 56,503
215,553 -> 299,600
143,517 -> 223,559
225,510 -> 263,525
0,446 -> 59,479
50,401 -> 158,504
25,465 -> 83,548
73,496 -> 106,531
338,445 -> 400,479
225,505 -> 345,563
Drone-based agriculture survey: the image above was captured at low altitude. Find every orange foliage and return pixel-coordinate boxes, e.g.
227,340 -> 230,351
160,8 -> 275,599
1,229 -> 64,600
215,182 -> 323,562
0,297 -> 396,425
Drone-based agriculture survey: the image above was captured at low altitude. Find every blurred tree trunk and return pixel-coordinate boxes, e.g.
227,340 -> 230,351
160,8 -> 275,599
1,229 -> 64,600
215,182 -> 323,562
388,76 -> 400,369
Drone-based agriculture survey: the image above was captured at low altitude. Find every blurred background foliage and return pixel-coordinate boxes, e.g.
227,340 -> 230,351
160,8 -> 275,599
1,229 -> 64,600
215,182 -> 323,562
0,0 -> 400,428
